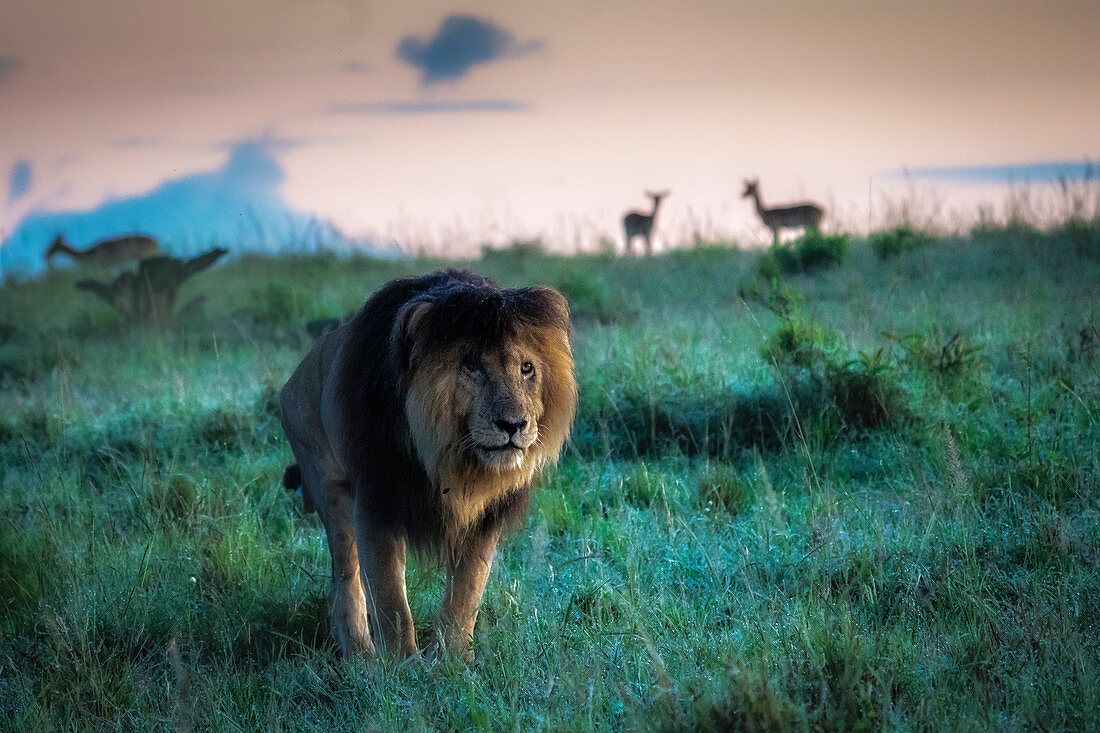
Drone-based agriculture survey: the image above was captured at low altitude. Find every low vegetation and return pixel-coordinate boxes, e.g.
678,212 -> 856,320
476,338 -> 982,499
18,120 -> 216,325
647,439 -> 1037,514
869,224 -> 936,260
759,229 -> 850,277
1,216 -> 1099,730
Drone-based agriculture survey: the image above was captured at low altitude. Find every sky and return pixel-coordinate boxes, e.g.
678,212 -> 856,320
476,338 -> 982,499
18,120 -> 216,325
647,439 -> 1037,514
1,0 -> 1098,271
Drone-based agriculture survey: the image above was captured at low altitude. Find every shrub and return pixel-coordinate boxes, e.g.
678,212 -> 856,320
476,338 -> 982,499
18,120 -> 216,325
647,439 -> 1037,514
747,280 -> 910,432
760,312 -> 837,370
869,224 -> 936,260
885,329 -> 983,380
755,282 -> 907,430
795,230 -> 849,270
758,231 -> 849,275
824,348 -> 909,432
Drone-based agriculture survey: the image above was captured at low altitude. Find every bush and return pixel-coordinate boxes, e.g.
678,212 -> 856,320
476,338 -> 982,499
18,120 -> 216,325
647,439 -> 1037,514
884,328 -> 985,403
823,348 -> 909,432
766,316 -> 907,432
759,231 -> 849,275
746,280 -> 910,432
869,224 -> 936,260
796,230 -> 849,270
760,312 -> 837,370
885,329 -> 981,376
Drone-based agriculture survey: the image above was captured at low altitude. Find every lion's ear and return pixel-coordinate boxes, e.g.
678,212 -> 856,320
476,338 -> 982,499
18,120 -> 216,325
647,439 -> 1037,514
392,298 -> 433,368
528,287 -> 571,337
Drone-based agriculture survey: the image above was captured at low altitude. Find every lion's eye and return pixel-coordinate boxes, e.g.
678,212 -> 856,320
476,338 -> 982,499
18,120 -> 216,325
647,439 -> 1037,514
461,356 -> 481,374
520,361 -> 535,376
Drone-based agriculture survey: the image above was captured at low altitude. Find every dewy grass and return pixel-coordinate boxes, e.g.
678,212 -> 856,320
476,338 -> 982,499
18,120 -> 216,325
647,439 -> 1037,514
0,223 -> 1098,730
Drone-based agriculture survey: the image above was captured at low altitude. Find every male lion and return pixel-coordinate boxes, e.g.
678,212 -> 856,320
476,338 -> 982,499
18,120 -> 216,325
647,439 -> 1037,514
280,269 -> 576,659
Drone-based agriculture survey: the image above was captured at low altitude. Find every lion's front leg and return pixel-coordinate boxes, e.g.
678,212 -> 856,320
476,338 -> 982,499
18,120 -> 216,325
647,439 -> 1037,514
439,527 -> 501,661
356,518 -> 417,658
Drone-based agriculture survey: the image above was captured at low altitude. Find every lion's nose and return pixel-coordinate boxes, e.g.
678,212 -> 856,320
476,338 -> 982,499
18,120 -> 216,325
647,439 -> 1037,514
494,419 -> 527,437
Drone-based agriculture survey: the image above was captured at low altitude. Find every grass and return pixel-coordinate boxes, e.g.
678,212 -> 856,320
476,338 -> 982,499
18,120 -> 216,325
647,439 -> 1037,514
1,217 -> 1099,730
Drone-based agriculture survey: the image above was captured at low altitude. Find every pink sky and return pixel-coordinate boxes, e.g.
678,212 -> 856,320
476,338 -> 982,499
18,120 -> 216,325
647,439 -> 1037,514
2,0 -> 1098,257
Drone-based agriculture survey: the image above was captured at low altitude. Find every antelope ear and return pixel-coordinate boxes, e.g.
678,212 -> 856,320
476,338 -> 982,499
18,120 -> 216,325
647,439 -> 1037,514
391,298 -> 433,369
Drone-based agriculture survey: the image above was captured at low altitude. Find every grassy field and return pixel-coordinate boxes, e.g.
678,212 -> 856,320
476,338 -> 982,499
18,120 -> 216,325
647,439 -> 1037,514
1,218 -> 1099,730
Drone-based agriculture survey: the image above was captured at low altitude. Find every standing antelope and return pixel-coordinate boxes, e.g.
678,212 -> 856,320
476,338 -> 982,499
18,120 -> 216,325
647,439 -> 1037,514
622,190 -> 669,256
46,233 -> 160,268
741,179 -> 824,245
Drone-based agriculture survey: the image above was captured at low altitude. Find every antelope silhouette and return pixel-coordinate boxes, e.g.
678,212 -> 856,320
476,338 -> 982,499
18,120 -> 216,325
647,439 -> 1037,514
741,179 -> 824,245
47,233 -> 159,268
622,190 -> 669,255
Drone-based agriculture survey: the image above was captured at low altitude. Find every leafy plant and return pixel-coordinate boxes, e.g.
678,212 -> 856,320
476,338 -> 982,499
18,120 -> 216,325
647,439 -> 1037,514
824,348 -> 908,431
869,224 -> 936,260
758,230 -> 849,275
885,329 -> 983,378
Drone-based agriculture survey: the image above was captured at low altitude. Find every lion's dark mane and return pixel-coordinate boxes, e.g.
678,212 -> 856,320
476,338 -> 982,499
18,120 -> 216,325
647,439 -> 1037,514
332,269 -> 567,550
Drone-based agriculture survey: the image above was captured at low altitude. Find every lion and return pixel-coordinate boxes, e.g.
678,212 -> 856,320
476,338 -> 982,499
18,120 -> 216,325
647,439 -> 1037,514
279,269 -> 577,660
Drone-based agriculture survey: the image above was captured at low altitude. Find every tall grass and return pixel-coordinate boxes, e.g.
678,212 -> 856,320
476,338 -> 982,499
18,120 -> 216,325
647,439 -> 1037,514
1,218 -> 1099,730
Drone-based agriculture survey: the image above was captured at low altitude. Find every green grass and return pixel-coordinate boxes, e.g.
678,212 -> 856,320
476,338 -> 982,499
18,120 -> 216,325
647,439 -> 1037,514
1,221 -> 1099,730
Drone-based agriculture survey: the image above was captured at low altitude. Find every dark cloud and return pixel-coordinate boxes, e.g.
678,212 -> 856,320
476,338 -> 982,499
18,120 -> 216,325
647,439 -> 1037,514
8,159 -> 32,202
396,15 -> 544,84
902,160 -> 1096,184
331,99 -> 529,114
0,57 -> 20,83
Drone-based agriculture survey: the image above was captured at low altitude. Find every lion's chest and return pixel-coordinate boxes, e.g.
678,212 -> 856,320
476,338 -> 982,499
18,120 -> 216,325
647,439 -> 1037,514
437,465 -> 535,534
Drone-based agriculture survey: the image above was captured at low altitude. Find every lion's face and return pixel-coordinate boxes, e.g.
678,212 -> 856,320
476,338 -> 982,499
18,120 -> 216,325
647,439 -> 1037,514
402,303 -> 575,490
406,337 -> 558,479
457,341 -> 544,471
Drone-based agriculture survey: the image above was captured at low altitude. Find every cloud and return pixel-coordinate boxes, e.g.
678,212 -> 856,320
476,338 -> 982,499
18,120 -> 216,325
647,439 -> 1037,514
0,57 -> 20,83
396,14 -> 544,84
8,159 -> 32,202
0,139 -> 374,274
901,160 -> 1096,184
331,99 -> 529,114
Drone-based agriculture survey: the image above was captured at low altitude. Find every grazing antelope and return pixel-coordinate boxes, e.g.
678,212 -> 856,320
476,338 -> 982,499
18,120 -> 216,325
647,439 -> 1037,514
741,179 -> 824,245
46,233 -> 160,268
622,190 -> 669,256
